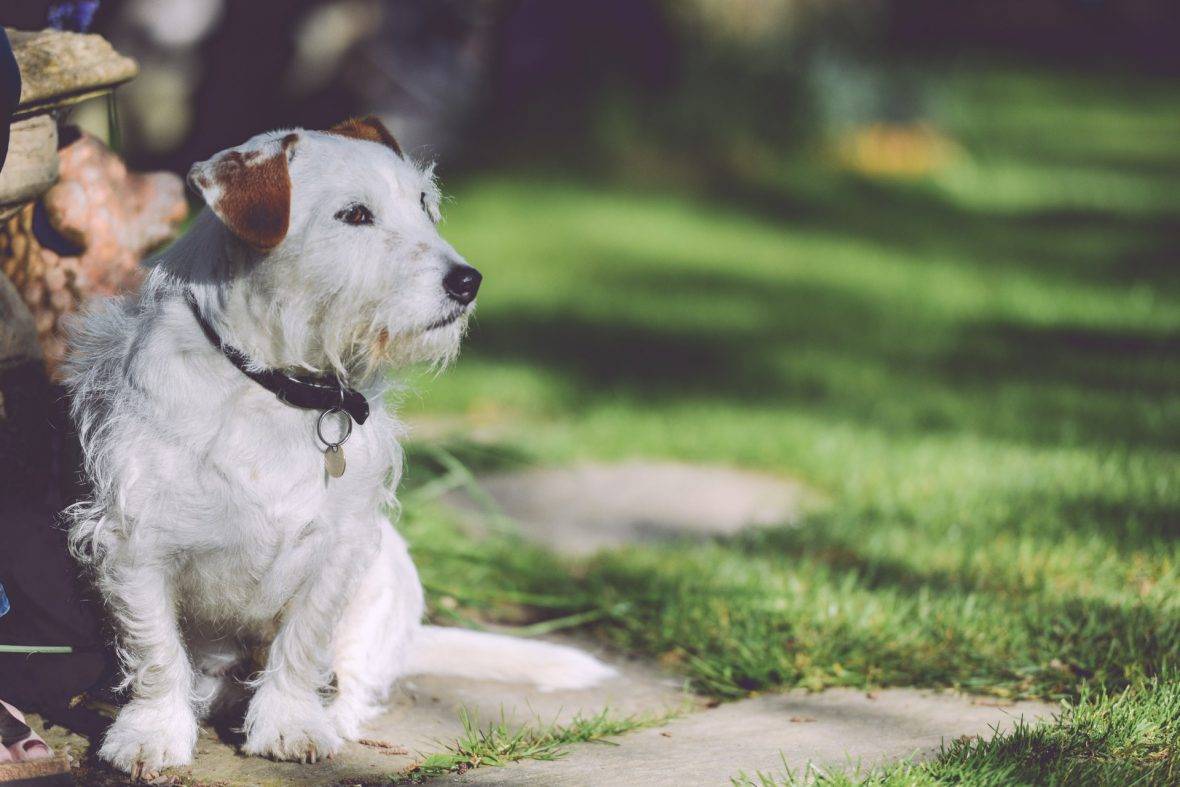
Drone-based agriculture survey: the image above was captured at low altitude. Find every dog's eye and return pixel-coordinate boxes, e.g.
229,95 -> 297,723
335,204 -> 374,226
420,192 -> 436,223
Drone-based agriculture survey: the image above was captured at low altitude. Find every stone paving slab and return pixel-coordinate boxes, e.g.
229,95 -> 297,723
443,461 -> 808,556
443,688 -> 1058,786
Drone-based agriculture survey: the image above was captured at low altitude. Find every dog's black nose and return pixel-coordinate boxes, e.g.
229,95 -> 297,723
443,264 -> 482,305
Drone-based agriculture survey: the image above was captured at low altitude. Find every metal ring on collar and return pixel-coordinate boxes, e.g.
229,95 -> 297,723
316,407 -> 352,448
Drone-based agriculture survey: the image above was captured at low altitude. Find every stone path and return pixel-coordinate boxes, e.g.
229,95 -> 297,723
442,688 -> 1055,785
24,460 -> 1058,784
442,460 -> 810,556
27,660 -> 1057,787
30,666 -> 1055,786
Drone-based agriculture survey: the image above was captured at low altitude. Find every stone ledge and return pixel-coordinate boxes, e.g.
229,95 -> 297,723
7,27 -> 137,119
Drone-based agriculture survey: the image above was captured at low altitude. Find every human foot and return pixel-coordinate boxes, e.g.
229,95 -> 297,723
0,700 -> 53,762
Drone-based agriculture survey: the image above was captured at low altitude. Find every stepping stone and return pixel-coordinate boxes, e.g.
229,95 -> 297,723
443,689 -> 1058,786
443,461 -> 807,556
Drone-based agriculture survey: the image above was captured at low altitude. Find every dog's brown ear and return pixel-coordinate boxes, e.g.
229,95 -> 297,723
327,116 -> 403,157
187,132 -> 299,251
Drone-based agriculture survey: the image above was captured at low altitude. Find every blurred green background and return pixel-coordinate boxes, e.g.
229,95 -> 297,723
4,0 -> 1178,781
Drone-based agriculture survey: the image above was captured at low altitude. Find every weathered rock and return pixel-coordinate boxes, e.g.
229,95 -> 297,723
443,461 -> 808,556
0,114 -> 57,214
6,27 -> 137,120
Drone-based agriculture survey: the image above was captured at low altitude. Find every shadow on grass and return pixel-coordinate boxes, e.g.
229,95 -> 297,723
465,263 -> 1179,449
709,168 -> 1180,288
945,322 -> 1180,395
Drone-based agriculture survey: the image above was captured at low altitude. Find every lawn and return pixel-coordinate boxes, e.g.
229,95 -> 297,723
396,63 -> 1180,783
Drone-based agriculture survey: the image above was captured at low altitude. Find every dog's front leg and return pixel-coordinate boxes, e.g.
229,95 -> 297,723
241,543 -> 358,763
98,560 -> 199,778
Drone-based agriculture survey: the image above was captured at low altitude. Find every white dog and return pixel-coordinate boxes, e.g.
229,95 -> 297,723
63,117 -> 613,779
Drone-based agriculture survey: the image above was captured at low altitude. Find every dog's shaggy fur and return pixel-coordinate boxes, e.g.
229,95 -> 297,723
63,119 -> 612,777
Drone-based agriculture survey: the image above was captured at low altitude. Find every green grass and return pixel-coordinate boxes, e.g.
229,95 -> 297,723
405,707 -> 673,781
396,62 -> 1180,783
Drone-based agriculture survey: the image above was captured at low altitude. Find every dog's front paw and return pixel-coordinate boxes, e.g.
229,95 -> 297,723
242,686 -> 341,763
99,698 -> 198,779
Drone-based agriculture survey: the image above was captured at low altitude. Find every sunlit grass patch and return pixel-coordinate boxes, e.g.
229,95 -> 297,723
406,707 -> 677,780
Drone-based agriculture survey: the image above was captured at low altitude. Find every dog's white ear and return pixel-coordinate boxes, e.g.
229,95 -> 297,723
188,132 -> 299,250
326,116 -> 402,157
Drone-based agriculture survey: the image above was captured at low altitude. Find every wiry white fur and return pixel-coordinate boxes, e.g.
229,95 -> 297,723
62,128 -> 614,777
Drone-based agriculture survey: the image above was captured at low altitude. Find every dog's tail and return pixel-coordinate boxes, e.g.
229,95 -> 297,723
404,626 -> 616,692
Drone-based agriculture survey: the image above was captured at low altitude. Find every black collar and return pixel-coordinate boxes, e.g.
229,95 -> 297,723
184,292 -> 370,425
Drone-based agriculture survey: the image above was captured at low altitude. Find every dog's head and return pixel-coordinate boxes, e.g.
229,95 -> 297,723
187,117 -> 479,377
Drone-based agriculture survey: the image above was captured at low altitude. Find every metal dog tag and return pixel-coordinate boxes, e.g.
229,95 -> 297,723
324,444 -> 346,478
317,408 -> 352,480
